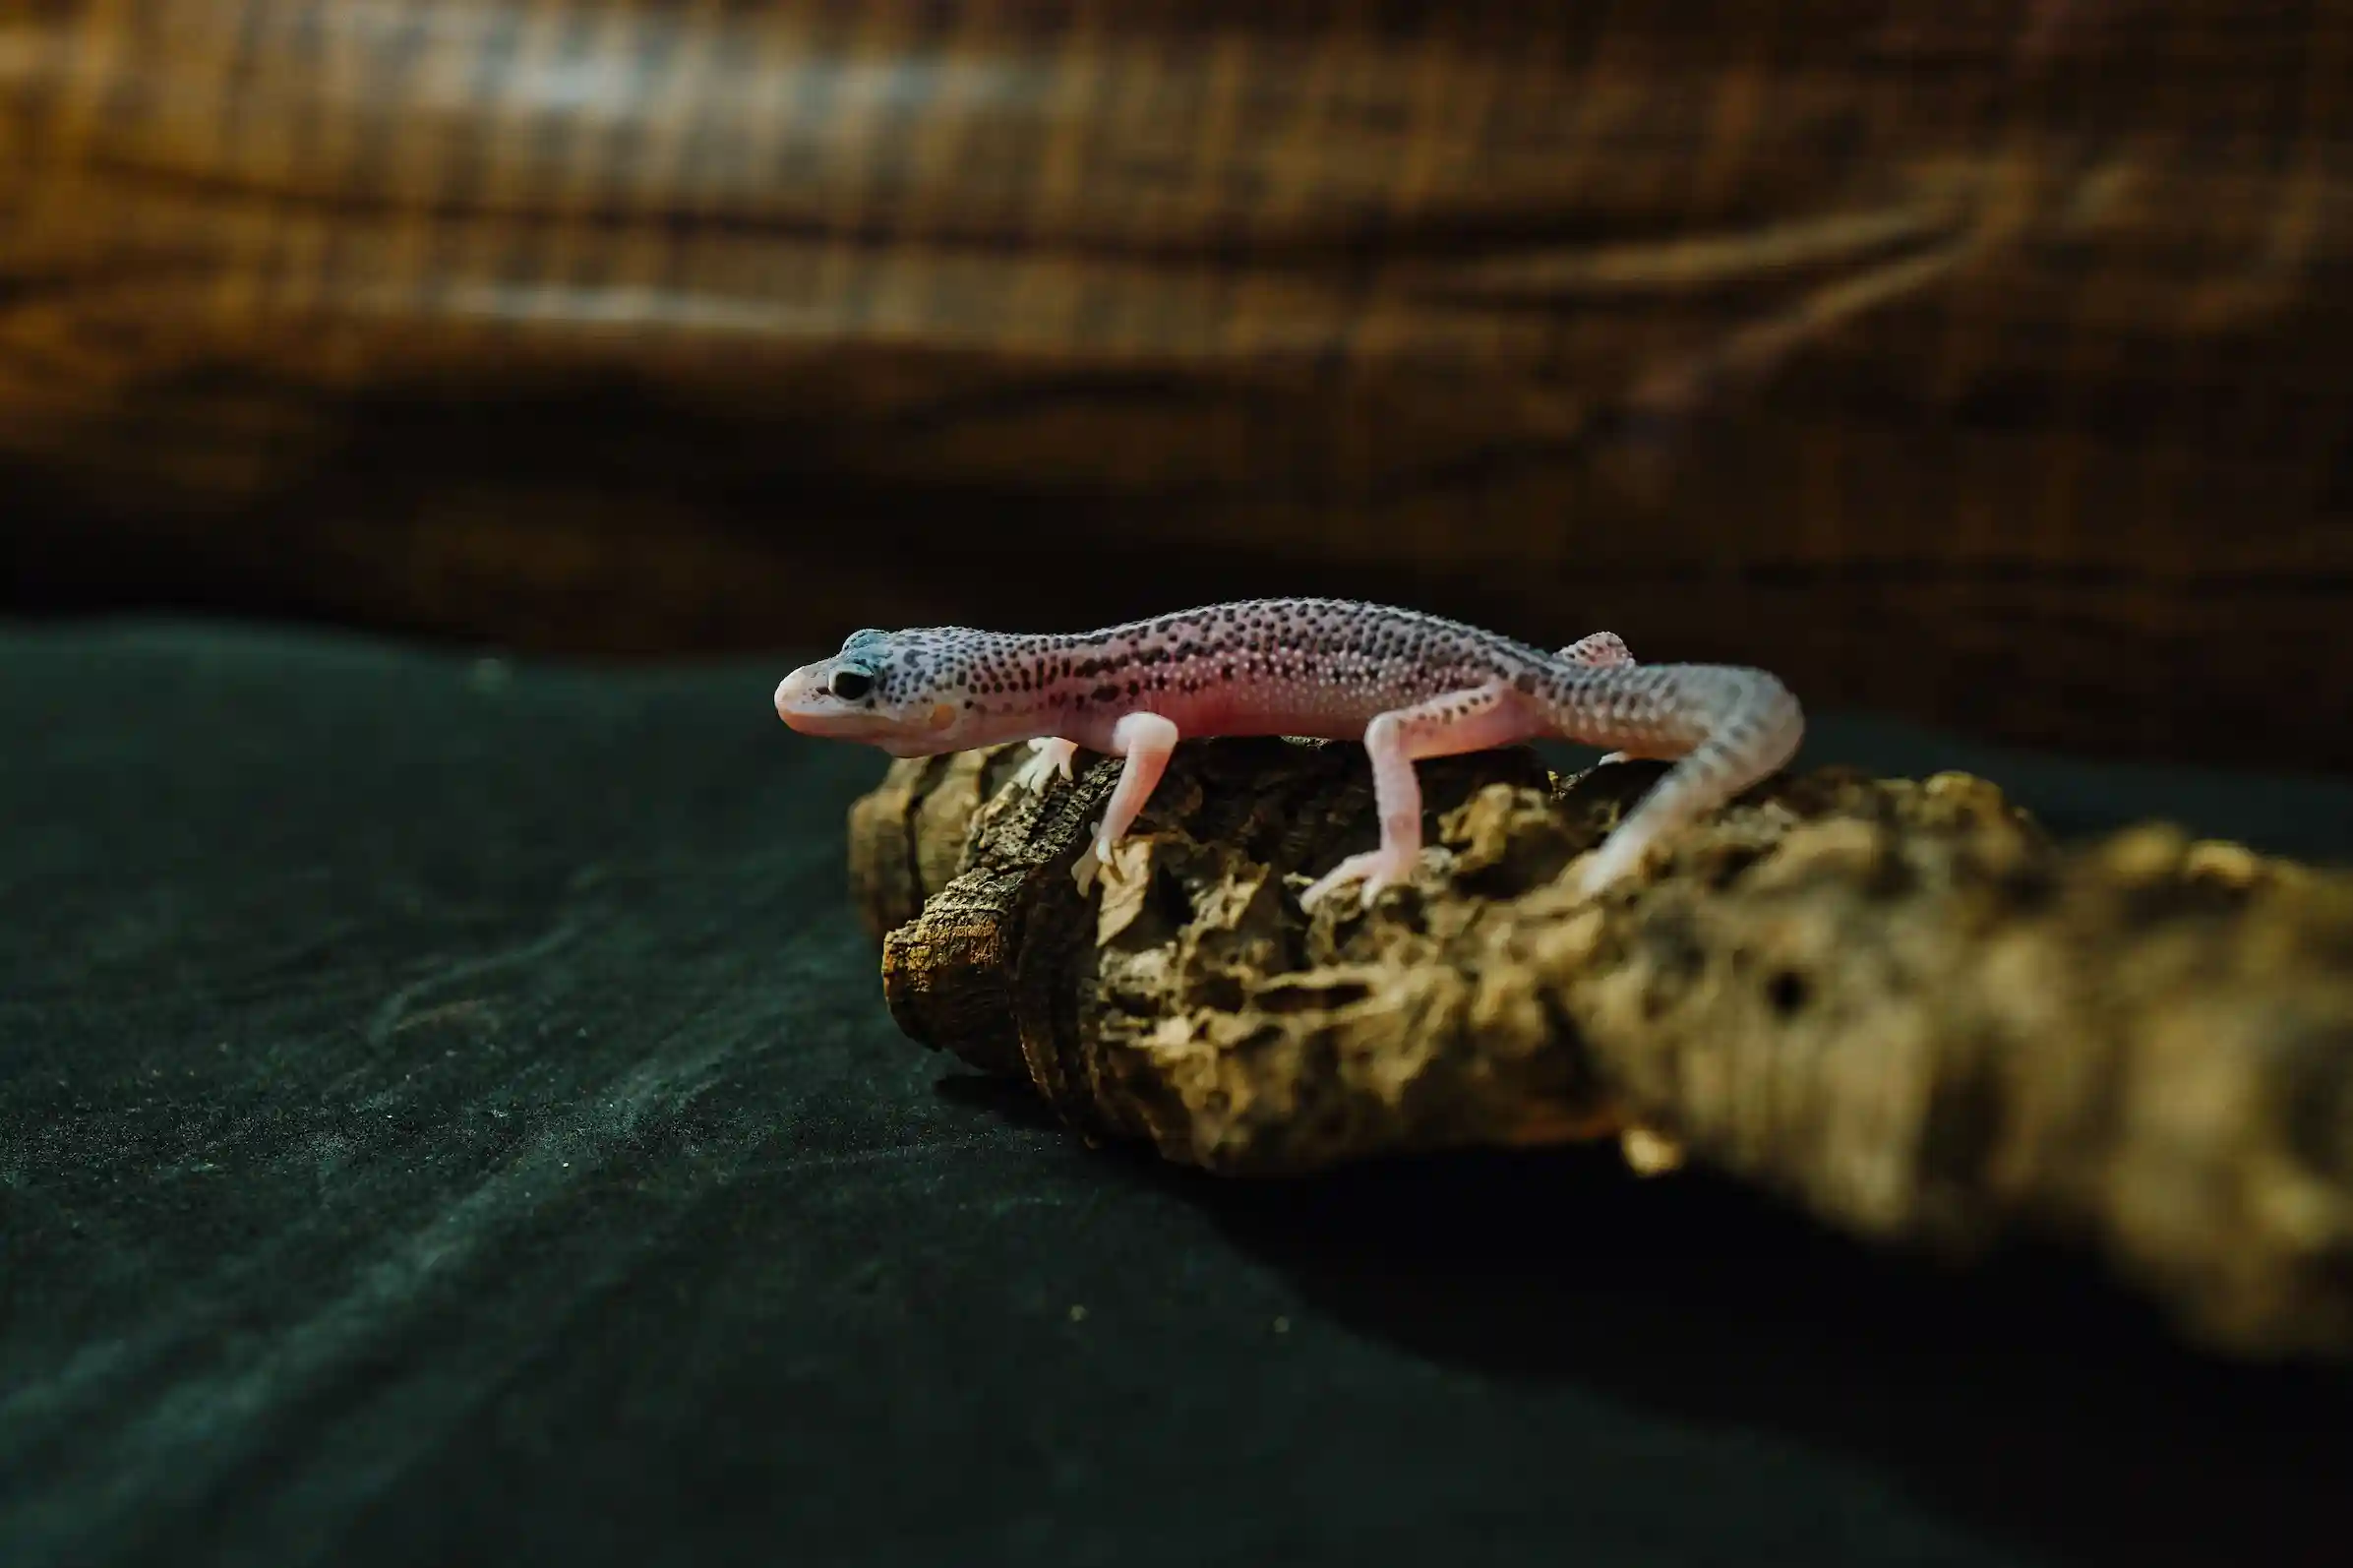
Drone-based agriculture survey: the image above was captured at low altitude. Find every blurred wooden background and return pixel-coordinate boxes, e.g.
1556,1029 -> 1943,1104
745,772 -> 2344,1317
4,0 -> 2350,769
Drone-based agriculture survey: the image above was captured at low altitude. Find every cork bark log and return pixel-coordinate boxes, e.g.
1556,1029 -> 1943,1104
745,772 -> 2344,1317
849,740 -> 2353,1362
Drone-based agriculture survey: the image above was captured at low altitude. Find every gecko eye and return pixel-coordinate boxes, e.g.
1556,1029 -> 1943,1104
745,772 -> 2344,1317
828,664 -> 875,702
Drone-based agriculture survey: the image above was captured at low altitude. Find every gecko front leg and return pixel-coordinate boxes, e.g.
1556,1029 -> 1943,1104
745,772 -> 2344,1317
1298,683 -> 1538,910
1013,737 -> 1082,793
1071,712 -> 1179,892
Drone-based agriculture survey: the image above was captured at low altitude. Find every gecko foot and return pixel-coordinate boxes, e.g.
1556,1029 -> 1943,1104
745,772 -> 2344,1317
1014,737 -> 1082,794
1070,819 -> 1141,896
1071,818 -> 1107,893
1297,847 -> 1419,912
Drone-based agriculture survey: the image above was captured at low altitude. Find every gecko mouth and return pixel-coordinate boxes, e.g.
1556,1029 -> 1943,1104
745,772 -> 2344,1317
772,669 -> 859,733
773,668 -> 928,750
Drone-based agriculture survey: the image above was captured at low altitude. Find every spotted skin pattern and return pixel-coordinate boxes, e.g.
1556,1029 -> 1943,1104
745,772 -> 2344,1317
772,598 -> 1803,907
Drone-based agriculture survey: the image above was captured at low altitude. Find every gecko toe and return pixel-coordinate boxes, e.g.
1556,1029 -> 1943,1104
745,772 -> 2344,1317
1071,838 -> 1104,894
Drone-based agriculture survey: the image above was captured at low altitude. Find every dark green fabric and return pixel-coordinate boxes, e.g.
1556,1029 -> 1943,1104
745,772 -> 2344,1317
3,620 -> 2347,1568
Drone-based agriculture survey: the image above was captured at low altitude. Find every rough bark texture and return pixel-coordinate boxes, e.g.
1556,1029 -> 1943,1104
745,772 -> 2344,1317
849,740 -> 2353,1361
7,2 -> 2353,772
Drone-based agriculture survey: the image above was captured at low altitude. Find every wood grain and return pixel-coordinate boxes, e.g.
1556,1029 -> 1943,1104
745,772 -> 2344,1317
6,2 -> 2352,768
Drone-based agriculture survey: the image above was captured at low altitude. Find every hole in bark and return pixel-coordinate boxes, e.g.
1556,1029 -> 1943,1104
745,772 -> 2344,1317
1148,861 -> 1194,933
1706,843 -> 1765,887
1253,978 -> 1373,1013
1766,968 -> 1812,1015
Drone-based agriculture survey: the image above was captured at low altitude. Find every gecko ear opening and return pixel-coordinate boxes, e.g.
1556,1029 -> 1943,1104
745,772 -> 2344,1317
926,703 -> 956,732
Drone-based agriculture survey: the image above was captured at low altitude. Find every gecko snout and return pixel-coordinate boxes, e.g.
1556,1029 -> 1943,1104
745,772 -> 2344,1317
772,661 -> 845,727
772,668 -> 812,727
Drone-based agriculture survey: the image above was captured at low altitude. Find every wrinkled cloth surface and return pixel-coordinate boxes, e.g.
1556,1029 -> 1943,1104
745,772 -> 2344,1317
3,620 -> 2349,1568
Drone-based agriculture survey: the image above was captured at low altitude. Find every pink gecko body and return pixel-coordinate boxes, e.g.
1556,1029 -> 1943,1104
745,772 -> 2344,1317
772,597 -> 1803,907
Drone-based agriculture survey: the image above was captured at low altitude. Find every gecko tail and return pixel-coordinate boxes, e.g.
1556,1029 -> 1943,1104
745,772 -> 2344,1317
1549,663 -> 1805,893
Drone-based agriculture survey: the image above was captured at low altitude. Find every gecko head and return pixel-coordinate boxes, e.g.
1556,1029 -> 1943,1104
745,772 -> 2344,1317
773,628 -> 981,757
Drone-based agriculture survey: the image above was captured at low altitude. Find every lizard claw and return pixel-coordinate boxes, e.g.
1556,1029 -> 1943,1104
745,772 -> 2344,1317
1072,819 -> 1137,895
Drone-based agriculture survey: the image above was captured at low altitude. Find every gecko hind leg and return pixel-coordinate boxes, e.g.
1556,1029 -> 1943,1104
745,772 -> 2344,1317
1556,633 -> 1651,765
1558,632 -> 1633,668
1299,683 -> 1538,911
